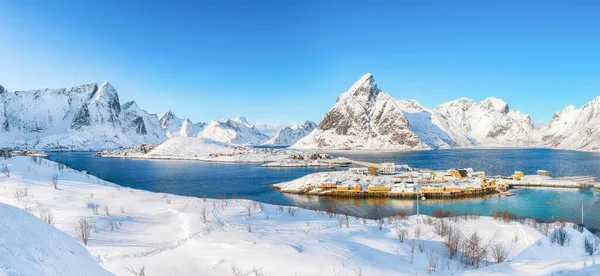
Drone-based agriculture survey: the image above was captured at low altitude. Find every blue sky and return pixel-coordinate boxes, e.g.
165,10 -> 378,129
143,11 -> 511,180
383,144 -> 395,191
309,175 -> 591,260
1,1 -> 599,126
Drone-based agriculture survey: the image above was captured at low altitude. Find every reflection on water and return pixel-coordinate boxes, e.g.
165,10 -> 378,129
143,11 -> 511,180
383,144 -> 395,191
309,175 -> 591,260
48,149 -> 600,230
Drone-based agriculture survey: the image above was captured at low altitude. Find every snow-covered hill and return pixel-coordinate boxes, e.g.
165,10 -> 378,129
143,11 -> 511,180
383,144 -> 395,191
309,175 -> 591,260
197,116 -> 270,145
263,121 -> 316,146
0,203 -> 111,276
293,73 -> 426,150
435,97 -> 536,147
541,97 -> 600,151
0,82 -> 167,151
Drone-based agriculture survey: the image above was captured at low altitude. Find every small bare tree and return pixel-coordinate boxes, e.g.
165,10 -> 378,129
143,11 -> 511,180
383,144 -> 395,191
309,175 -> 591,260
75,218 -> 93,246
583,235 -> 599,256
230,263 -> 243,276
244,201 -> 255,219
490,242 -> 513,263
103,206 -> 110,216
91,203 -> 99,215
38,208 -> 56,225
427,249 -> 439,274
463,231 -> 485,267
344,214 -> 350,228
444,225 -> 463,259
13,188 -> 28,202
408,239 -> 416,264
414,225 -> 422,240
396,227 -> 408,243
200,206 -> 209,223
2,164 -> 10,177
126,265 -> 146,276
377,218 -> 384,230
551,227 -> 572,246
120,204 -> 125,213
51,174 -> 58,189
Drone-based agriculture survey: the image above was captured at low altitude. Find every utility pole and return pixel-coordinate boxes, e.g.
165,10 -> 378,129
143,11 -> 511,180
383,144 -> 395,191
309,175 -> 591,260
582,205 -> 584,225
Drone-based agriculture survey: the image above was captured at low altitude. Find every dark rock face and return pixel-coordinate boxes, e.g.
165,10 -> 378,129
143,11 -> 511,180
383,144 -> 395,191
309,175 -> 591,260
70,104 -> 91,129
294,73 -> 425,150
131,116 -> 147,135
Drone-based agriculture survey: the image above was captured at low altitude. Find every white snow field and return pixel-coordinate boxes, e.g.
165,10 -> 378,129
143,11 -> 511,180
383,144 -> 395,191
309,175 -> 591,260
1,156 -> 599,275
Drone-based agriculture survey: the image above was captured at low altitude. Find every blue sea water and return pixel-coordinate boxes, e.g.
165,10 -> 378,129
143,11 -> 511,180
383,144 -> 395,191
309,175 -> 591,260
47,148 -> 600,230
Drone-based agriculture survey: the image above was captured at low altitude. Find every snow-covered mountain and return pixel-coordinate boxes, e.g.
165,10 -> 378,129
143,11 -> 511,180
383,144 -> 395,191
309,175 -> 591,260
159,110 -> 206,138
0,82 -> 167,150
197,116 -> 270,145
292,73 -> 544,150
540,97 -> 600,150
263,121 -> 316,146
293,73 -> 426,150
435,97 -> 536,147
396,99 -> 477,148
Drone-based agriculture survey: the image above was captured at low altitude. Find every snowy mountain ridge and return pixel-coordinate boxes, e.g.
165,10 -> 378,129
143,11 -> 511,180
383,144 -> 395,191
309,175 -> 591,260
263,120 -> 317,146
293,73 -> 600,151
0,81 -> 167,151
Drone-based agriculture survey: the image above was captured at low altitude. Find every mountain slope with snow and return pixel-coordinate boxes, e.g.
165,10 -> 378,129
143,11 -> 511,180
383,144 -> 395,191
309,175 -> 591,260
396,99 -> 477,148
0,82 -> 167,150
0,203 -> 112,276
292,73 -> 426,150
541,97 -> 600,150
198,116 -> 270,145
159,110 -> 206,138
263,121 -> 316,146
435,97 -> 536,147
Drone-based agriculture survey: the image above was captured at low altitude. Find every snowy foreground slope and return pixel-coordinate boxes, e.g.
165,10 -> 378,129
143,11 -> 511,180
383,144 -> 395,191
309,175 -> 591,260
0,82 -> 166,151
0,203 -> 111,276
1,156 -> 599,275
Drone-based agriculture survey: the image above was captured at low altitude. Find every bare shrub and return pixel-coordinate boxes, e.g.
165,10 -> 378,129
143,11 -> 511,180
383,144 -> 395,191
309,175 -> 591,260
75,218 -> 93,246
490,242 -> 513,263
108,220 -> 116,231
90,193 -> 94,199
91,203 -> 99,215
408,239 -> 416,264
344,214 -> 350,228
120,205 -> 125,213
103,206 -> 110,216
2,164 -> 10,177
551,227 -> 572,246
243,201 -> 255,219
444,227 -> 463,259
463,231 -> 485,267
414,225 -> 422,240
434,219 -> 451,237
51,174 -> 58,189
287,207 -> 298,217
338,216 -> 344,228
583,235 -> 599,256
126,265 -> 146,276
200,206 -> 209,223
38,208 -> 56,225
230,263 -> 243,276
418,240 -> 425,252
377,218 -> 384,230
166,198 -> 172,204
396,227 -> 408,243
13,188 -> 28,202
427,249 -> 439,274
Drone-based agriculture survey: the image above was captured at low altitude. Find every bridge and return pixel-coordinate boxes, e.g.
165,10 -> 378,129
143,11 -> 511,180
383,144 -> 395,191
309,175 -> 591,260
319,159 -> 382,169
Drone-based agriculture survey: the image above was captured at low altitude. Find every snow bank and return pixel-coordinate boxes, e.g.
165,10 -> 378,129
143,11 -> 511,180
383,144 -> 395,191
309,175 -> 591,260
0,203 -> 111,276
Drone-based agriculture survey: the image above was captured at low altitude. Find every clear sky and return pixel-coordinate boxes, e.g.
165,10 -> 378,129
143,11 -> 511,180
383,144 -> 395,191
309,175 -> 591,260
1,1 -> 599,126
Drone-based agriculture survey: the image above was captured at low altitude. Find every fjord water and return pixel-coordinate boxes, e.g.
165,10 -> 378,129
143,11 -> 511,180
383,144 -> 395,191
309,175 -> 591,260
48,149 -> 600,230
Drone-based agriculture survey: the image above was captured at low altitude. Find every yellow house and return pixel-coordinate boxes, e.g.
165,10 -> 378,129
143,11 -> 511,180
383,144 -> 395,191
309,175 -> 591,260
512,171 -> 524,180
353,185 -> 361,191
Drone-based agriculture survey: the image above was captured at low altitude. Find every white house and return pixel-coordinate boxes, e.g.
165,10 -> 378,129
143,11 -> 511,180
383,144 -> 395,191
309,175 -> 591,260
349,167 -> 369,175
391,182 -> 416,193
379,162 -> 397,175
